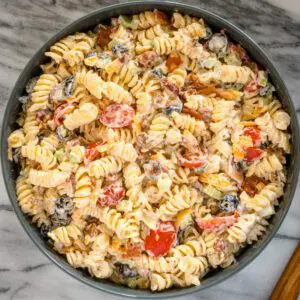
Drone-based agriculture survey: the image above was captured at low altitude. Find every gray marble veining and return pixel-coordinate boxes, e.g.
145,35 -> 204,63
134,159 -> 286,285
0,0 -> 299,299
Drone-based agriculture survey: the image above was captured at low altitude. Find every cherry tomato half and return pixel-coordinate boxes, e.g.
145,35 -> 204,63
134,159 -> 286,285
243,126 -> 261,146
245,147 -> 264,163
100,104 -> 135,128
97,182 -> 125,207
144,221 -> 176,257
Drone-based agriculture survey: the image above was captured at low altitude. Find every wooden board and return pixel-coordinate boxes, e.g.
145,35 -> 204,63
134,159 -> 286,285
270,243 -> 300,300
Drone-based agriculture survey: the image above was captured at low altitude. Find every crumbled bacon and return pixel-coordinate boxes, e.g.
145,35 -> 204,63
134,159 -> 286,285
161,78 -> 186,101
36,109 -> 53,122
120,244 -> 143,259
154,10 -> 168,24
242,176 -> 267,197
213,238 -> 228,253
182,107 -> 212,122
97,25 -> 112,48
166,52 -> 182,73
137,51 -> 159,68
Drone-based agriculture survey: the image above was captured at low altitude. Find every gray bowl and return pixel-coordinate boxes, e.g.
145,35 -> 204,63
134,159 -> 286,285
1,1 -> 300,298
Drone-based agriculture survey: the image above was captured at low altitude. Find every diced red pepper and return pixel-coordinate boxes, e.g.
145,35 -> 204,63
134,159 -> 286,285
196,212 -> 239,232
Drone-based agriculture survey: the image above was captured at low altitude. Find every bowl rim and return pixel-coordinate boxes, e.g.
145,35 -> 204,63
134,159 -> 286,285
1,1 -> 300,298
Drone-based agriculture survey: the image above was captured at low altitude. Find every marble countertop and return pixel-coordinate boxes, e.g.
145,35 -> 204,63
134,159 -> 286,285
0,0 -> 299,299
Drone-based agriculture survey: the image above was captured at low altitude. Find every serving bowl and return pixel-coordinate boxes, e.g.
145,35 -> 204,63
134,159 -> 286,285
1,1 -> 300,298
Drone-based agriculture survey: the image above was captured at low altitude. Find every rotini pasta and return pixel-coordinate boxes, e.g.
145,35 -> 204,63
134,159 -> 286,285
64,102 -> 99,130
8,10 -> 291,292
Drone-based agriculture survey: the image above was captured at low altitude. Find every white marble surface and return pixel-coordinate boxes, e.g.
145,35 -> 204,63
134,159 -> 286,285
0,0 -> 299,299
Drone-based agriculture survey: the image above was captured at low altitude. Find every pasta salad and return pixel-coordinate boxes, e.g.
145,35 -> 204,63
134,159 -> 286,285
8,10 -> 291,291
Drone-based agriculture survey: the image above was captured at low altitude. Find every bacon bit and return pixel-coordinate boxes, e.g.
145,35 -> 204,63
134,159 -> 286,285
244,79 -> 260,94
154,10 -> 168,24
182,107 -> 212,122
242,176 -> 267,197
229,43 -> 249,63
161,78 -> 186,101
119,53 -> 131,64
196,212 -> 239,232
97,25 -> 112,48
36,109 -> 53,122
137,51 -> 159,68
166,52 -> 183,73
84,223 -> 102,237
213,238 -> 228,253
143,160 -> 168,180
120,244 -> 143,259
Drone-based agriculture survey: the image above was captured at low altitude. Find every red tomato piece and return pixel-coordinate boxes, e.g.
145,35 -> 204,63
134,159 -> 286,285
54,102 -> 76,126
245,147 -> 264,163
100,104 -> 135,128
196,212 -> 239,233
144,221 -> 176,257
97,182 -> 125,207
243,126 -> 261,146
84,142 -> 103,165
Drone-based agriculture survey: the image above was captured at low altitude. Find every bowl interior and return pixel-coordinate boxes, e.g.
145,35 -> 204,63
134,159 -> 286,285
1,1 -> 299,298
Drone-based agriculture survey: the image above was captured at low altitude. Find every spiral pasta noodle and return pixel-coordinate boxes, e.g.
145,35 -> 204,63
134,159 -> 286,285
88,156 -> 122,179
8,10 -> 291,292
64,102 -> 99,130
